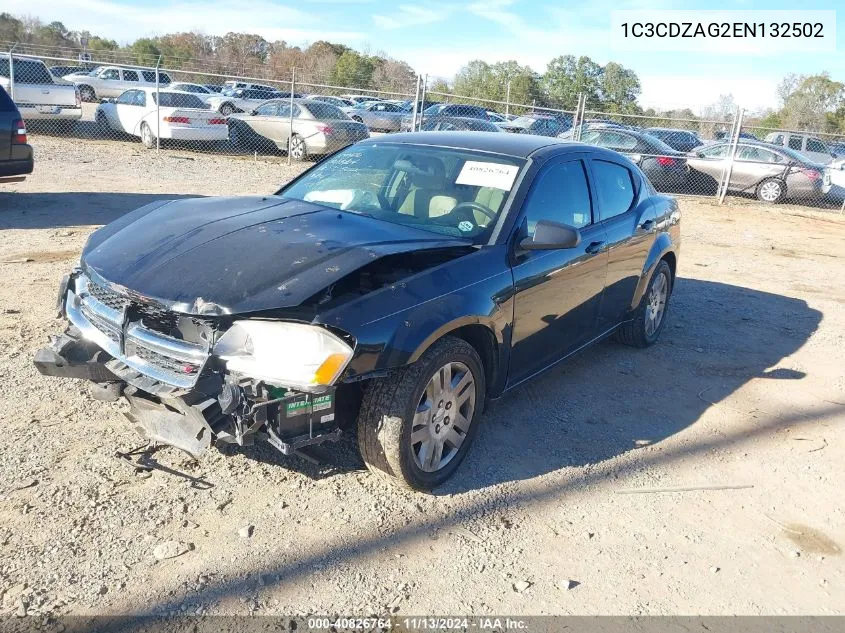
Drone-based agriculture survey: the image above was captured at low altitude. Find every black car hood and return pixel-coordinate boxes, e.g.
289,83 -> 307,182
82,196 -> 471,315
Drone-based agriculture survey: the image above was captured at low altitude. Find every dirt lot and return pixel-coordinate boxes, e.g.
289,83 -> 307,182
0,134 -> 843,620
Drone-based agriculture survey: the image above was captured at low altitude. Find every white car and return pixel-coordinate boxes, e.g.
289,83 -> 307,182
206,87 -> 281,115
95,88 -> 228,148
168,82 -> 216,101
64,66 -> 172,102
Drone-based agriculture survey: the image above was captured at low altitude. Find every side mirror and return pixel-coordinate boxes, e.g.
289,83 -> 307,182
519,220 -> 581,251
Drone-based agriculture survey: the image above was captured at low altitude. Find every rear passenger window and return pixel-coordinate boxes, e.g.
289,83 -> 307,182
522,159 -> 592,232
592,160 -> 635,221
123,70 -> 139,82
807,139 -> 827,153
788,136 -> 802,150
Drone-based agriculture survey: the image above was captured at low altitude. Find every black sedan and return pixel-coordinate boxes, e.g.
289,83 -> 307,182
0,87 -> 33,183
498,113 -> 572,137
35,133 -> 680,491
421,116 -> 503,132
579,127 -> 689,191
645,127 -> 703,153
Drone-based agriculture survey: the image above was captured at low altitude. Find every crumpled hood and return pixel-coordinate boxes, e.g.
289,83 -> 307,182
82,196 -> 470,315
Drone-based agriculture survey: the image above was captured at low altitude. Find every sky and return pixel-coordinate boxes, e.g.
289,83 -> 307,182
4,0 -> 844,112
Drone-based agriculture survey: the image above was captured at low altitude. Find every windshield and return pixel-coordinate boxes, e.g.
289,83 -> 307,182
304,102 -> 347,119
511,116 -> 539,126
423,104 -> 448,115
776,145 -> 814,162
153,92 -> 208,108
278,143 -> 525,242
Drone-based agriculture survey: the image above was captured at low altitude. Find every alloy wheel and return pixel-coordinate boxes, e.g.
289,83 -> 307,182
645,271 -> 668,337
410,361 -> 476,473
289,136 -> 305,160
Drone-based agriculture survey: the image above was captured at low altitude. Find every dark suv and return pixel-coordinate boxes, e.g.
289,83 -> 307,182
0,86 -> 33,183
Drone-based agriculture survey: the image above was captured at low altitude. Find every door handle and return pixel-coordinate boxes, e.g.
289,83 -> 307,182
585,241 -> 604,255
640,219 -> 654,231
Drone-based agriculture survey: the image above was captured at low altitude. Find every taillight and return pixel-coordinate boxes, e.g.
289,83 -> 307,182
656,156 -> 676,166
800,168 -> 821,181
13,119 -> 27,144
163,116 -> 190,124
208,118 -> 226,125
315,124 -> 333,134
75,87 -> 81,108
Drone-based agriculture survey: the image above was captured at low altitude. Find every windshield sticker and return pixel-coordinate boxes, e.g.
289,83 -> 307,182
456,161 -> 519,191
458,221 -> 474,232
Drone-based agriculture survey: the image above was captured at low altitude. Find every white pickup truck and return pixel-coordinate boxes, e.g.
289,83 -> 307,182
63,66 -> 172,102
0,56 -> 82,125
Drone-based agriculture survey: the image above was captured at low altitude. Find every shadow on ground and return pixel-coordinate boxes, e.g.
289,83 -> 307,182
0,192 -> 200,229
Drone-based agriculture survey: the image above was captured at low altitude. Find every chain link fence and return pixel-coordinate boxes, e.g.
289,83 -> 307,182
3,45 -> 845,210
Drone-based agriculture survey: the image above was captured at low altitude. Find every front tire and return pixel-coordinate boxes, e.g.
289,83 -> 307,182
614,260 -> 673,348
79,85 -> 96,102
219,103 -> 235,116
357,336 -> 486,491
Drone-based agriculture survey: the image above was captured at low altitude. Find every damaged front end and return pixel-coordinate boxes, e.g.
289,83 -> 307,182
34,269 -> 350,458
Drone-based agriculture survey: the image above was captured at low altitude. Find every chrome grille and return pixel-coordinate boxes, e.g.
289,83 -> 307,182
86,280 -> 129,311
69,274 -> 210,389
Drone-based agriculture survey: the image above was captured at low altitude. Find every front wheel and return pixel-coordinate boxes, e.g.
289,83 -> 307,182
79,85 -> 96,102
614,260 -> 673,348
219,103 -> 235,116
357,336 -> 485,491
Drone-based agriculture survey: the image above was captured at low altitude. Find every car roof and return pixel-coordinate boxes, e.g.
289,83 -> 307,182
358,131 -> 575,158
647,127 -> 695,133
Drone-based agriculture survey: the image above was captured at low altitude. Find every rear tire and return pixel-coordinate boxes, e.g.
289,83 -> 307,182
219,103 -> 235,116
614,260 -> 673,348
756,177 -> 786,204
288,134 -> 307,162
140,122 -> 156,149
357,336 -> 486,491
79,85 -> 96,102
95,110 -> 111,133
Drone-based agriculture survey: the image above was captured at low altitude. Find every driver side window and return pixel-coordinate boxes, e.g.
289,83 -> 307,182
521,159 -> 593,234
116,91 -> 136,105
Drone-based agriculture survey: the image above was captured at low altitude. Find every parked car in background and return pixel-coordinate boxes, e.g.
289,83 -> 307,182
645,128 -> 703,153
344,100 -> 407,132
49,65 -> 92,81
763,132 -> 837,164
687,140 -> 826,203
341,94 -> 385,104
206,88 -> 280,115
714,130 -> 757,141
0,86 -> 33,183
486,111 -> 508,123
64,66 -> 172,102
95,88 -> 228,149
420,117 -> 503,132
0,56 -> 81,126
227,98 -> 369,161
579,127 -> 689,191
204,84 -> 223,93
558,120 -> 633,139
35,132 -> 680,490
169,82 -> 217,100
498,114 -> 571,137
828,141 -> 845,157
223,81 -> 276,93
311,95 -> 355,108
401,103 -> 490,131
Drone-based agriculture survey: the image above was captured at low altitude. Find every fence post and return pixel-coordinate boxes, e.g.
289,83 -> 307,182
410,75 -> 421,133
155,55 -> 161,154
418,74 -> 428,132
573,93 -> 585,141
288,67 -> 296,166
8,44 -> 17,101
505,81 -> 511,116
718,107 -> 744,205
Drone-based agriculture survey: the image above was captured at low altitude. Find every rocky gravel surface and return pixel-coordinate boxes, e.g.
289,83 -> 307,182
0,135 -> 843,622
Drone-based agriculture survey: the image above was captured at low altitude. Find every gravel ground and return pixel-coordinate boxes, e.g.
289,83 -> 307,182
0,134 -> 843,621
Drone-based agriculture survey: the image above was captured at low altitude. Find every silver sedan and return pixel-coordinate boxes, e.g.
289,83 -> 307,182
343,100 -> 408,132
227,99 -> 369,161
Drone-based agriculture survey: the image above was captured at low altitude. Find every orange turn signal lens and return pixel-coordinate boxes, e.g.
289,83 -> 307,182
313,353 -> 350,385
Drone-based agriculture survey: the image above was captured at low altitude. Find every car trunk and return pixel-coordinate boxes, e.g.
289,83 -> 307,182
161,108 -> 226,128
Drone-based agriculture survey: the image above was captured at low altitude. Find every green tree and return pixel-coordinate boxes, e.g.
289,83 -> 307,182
331,50 -> 375,88
130,38 -> 161,65
598,62 -> 641,113
453,59 -> 539,108
779,73 -> 844,131
542,55 -> 603,109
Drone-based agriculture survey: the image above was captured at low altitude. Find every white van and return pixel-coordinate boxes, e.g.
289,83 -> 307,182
764,132 -> 838,164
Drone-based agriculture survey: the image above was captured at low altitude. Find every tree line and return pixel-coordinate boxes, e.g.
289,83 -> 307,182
2,11 -> 843,132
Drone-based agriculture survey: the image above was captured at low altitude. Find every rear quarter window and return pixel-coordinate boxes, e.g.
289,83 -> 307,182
592,160 -> 636,221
